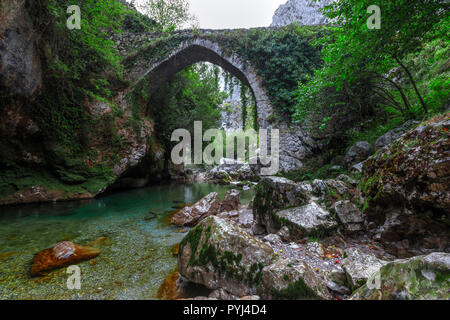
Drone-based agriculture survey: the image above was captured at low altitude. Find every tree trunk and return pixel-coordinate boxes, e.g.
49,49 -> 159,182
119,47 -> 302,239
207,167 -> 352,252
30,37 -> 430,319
378,75 -> 412,116
395,57 -> 428,113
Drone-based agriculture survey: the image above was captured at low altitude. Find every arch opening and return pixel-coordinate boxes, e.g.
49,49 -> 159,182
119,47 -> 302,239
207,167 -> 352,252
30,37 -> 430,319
145,44 -> 254,98
138,40 -> 273,129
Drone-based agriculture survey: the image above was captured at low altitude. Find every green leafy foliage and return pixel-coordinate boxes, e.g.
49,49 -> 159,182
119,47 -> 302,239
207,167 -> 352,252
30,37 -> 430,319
26,0 -> 127,150
294,0 -> 449,149
233,25 -> 323,116
138,0 -> 197,32
151,63 -> 226,148
122,6 -> 157,32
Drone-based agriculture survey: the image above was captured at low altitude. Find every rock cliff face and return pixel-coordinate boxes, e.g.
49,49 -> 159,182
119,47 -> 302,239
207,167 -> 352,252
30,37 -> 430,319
0,1 -> 166,205
271,0 -> 332,27
219,83 -> 243,134
0,0 -> 42,98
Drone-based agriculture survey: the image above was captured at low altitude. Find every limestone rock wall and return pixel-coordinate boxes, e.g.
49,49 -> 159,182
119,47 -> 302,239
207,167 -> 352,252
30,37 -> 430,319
271,0 -> 333,27
0,0 -> 42,98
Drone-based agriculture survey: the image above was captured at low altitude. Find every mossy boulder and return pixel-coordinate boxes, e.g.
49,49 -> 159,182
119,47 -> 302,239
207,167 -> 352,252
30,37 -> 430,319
259,258 -> 331,300
350,252 -> 450,300
360,116 -> 450,257
275,200 -> 338,239
178,216 -> 274,296
253,176 -> 311,233
341,247 -> 388,290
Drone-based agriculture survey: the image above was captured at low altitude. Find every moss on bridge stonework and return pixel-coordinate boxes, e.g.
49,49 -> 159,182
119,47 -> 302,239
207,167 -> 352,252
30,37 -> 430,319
122,25 -> 326,117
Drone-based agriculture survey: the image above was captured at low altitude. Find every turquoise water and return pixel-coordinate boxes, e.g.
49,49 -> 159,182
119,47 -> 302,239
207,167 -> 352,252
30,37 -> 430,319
0,183 -> 253,300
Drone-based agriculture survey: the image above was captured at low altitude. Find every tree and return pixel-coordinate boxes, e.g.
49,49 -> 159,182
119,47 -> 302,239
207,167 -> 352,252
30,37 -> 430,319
318,0 -> 448,113
151,63 -> 226,148
139,0 -> 196,32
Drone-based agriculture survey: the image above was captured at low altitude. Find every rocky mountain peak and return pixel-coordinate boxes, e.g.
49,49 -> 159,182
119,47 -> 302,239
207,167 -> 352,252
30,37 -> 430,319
271,0 -> 332,27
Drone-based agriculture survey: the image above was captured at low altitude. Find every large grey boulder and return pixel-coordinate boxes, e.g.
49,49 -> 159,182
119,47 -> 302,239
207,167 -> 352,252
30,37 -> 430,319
171,192 -> 221,227
331,200 -> 364,232
375,120 -> 420,150
259,258 -> 331,300
343,141 -> 374,168
275,200 -> 338,238
208,160 -> 259,183
253,177 -> 311,233
178,216 -> 274,296
351,252 -> 450,300
341,247 -> 388,290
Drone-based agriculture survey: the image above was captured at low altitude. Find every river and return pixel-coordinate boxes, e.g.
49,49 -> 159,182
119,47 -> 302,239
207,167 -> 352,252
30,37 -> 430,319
0,183 -> 254,300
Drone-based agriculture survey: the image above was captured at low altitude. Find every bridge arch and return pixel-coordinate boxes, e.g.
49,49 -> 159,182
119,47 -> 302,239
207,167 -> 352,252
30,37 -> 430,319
138,38 -> 274,129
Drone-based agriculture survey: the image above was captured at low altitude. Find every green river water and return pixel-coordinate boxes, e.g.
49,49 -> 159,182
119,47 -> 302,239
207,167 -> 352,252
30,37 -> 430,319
0,183 -> 254,300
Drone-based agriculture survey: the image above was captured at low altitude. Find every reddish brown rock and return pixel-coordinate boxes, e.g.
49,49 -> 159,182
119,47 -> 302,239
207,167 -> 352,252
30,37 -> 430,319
172,243 -> 180,256
219,189 -> 241,212
30,241 -> 100,276
157,269 -> 181,300
170,192 -> 221,227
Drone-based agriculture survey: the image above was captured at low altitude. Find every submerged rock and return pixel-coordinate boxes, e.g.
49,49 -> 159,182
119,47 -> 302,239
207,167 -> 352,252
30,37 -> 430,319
351,252 -> 450,300
341,247 -> 388,290
87,236 -> 112,247
171,192 -> 221,227
30,241 -> 100,276
178,216 -> 274,296
172,243 -> 180,256
157,269 -> 181,300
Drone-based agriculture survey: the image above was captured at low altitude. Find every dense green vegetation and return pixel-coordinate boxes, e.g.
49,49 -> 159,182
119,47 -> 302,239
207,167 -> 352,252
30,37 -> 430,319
294,0 -> 449,133
137,0 -> 197,32
231,26 -> 324,117
0,0 -> 157,200
150,63 -> 226,148
26,0 -> 125,148
283,0 -> 449,181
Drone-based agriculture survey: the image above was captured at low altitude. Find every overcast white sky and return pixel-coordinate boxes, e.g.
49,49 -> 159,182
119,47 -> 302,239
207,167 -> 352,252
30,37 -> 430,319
128,0 -> 287,29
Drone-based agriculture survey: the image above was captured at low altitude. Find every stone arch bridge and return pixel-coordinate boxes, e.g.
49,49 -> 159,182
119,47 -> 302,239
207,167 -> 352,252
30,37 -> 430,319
115,28 -> 316,172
